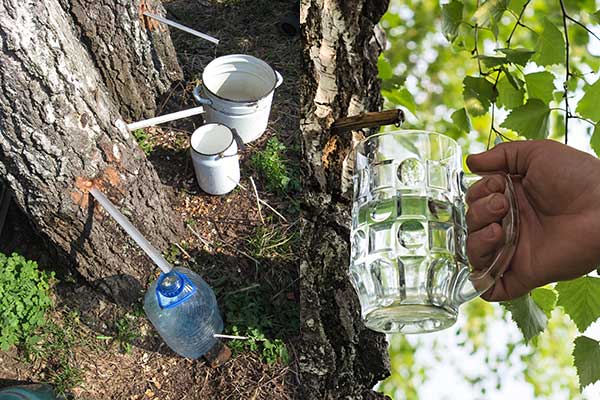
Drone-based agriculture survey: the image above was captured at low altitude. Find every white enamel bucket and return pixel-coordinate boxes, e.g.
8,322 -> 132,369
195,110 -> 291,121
193,54 -> 283,144
190,124 -> 240,195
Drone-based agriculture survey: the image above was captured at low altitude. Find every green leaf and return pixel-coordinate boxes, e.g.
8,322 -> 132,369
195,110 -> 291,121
478,55 -> 507,68
573,336 -> 600,390
451,108 -> 472,132
497,48 -> 536,66
533,18 -> 565,66
525,71 -> 555,104
473,0 -> 509,27
508,0 -> 529,13
378,56 -> 393,80
384,87 -> 417,115
593,10 -> 600,24
556,276 -> 600,331
490,18 -> 500,40
576,77 -> 600,122
553,90 -> 565,103
591,123 -> 600,157
497,75 -> 525,109
502,293 -> 548,342
455,23 -> 475,51
442,0 -> 464,42
463,76 -> 496,116
531,287 -> 557,318
500,99 -> 550,139
502,67 -> 523,91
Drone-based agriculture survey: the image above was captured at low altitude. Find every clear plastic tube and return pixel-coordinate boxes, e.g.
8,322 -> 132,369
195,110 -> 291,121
89,187 -> 172,274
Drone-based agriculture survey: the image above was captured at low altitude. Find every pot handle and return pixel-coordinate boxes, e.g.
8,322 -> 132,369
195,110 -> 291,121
454,172 -> 520,304
275,71 -> 284,88
193,85 -> 213,106
216,128 -> 245,160
231,128 -> 245,151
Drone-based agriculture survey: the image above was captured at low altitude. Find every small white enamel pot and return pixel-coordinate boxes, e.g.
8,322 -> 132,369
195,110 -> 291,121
190,124 -> 242,195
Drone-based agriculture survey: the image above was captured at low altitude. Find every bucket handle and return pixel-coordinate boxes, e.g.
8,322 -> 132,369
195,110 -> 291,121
193,85 -> 214,106
216,128 -> 245,160
275,71 -> 284,88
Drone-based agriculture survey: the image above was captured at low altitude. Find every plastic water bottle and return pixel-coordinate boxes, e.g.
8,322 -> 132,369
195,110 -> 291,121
0,384 -> 56,400
144,267 -> 224,359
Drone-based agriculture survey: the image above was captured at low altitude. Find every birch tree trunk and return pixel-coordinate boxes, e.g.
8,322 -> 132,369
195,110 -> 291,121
300,0 -> 392,398
0,0 -> 183,304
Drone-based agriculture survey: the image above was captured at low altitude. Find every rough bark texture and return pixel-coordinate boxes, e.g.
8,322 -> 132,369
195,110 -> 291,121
299,0 -> 391,399
65,0 -> 182,120
0,0 -> 183,304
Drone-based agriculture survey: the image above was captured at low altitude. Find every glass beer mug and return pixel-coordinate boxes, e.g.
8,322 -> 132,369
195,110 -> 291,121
349,130 -> 519,334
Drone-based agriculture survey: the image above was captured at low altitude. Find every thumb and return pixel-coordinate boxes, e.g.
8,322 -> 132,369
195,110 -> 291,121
466,141 -> 536,175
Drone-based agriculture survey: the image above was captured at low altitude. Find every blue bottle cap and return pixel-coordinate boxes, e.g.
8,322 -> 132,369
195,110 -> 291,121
155,270 -> 197,309
157,271 -> 185,298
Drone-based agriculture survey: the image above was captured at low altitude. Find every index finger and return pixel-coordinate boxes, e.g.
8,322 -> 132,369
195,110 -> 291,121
465,175 -> 506,205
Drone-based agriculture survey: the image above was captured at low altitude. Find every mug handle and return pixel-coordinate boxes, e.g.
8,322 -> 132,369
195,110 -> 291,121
193,85 -> 214,105
454,172 -> 520,304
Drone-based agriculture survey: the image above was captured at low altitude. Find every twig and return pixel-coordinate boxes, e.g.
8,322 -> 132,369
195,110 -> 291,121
474,24 -> 483,75
506,0 -> 531,46
565,14 -> 600,42
193,231 -> 214,249
226,176 -> 288,222
559,0 -> 571,144
570,115 -> 596,126
224,283 -> 261,295
488,71 -> 502,150
249,176 -> 265,225
270,277 -> 300,301
174,243 -> 191,259
187,224 -> 261,264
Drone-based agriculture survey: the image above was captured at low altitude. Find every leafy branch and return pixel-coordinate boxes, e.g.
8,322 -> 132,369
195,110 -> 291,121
506,0 -> 531,46
559,0 -> 571,143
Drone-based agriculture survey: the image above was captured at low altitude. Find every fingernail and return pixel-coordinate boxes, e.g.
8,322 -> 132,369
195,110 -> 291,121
487,224 -> 498,239
490,195 -> 505,212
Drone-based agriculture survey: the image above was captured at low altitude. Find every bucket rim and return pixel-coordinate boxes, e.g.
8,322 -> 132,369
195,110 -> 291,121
190,123 -> 235,157
201,54 -> 278,104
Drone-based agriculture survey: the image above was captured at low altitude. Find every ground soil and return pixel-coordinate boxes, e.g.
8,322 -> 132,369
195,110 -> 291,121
0,0 -> 300,398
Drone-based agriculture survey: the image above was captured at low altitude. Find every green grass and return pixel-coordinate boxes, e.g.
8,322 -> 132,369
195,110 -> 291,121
221,283 -> 297,365
132,129 -> 155,156
114,314 -> 141,354
228,326 -> 289,365
246,222 -> 297,262
24,311 -> 85,396
250,137 -> 300,194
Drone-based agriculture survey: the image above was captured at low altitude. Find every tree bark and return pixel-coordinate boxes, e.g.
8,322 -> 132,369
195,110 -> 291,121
66,0 -> 182,120
300,0 -> 391,398
0,0 -> 183,304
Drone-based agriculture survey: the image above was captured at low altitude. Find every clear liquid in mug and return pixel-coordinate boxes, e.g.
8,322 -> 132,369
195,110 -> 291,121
350,191 -> 469,334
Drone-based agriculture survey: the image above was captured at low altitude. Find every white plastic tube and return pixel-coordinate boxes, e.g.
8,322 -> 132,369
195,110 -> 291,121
89,187 -> 172,274
127,106 -> 205,131
143,12 -> 219,45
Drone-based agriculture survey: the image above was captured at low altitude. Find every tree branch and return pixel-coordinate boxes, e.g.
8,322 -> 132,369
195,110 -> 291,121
507,0 -> 531,47
570,115 -> 596,126
565,14 -> 600,42
559,0 -> 571,144
488,70 -> 502,150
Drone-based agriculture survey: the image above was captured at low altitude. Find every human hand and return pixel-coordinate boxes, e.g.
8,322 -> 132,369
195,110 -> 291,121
465,140 -> 600,301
